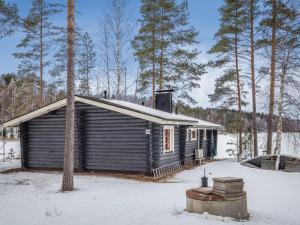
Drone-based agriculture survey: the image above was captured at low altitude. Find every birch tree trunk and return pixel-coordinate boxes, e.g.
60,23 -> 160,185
62,0 -> 75,192
274,62 -> 286,170
115,0 -> 122,98
266,0 -> 277,155
104,22 -> 110,97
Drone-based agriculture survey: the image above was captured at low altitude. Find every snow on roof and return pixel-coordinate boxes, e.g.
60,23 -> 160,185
1,96 -> 223,128
99,98 -> 223,128
103,99 -> 198,122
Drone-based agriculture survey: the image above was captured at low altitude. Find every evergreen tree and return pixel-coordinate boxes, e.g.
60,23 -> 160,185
13,0 -> 61,107
208,0 -> 248,157
248,0 -> 260,157
62,0 -> 75,192
77,32 -> 96,96
49,26 -> 82,95
0,0 -> 19,39
258,0 -> 300,154
259,0 -> 278,154
132,0 -> 205,105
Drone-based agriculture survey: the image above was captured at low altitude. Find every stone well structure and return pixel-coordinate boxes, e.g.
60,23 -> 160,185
186,177 -> 249,220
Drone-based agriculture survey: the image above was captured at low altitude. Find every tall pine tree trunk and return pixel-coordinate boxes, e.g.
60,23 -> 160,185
234,5 -> 242,159
250,0 -> 258,157
62,0 -> 75,192
151,0 -> 157,108
159,2 -> 164,90
266,0 -> 277,155
39,0 -> 44,107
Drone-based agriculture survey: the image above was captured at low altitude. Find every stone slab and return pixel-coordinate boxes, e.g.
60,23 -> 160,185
213,177 -> 243,183
192,187 -> 213,195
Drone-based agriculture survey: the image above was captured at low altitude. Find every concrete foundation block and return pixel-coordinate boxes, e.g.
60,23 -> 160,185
186,194 -> 249,220
285,161 -> 300,172
261,158 -> 276,170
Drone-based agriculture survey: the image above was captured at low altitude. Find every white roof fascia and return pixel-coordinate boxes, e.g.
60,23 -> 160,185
1,99 -> 67,128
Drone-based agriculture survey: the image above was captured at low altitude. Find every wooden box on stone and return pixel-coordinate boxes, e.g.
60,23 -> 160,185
212,177 -> 244,199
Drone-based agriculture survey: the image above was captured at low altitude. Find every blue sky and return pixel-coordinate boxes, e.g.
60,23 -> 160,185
0,0 -> 223,108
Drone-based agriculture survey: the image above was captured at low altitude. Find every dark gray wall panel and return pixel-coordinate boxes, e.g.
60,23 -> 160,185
23,106 -> 80,169
152,124 -> 181,167
21,102 -> 149,172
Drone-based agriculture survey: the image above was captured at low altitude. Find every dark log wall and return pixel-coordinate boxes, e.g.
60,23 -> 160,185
184,127 -> 198,165
152,124 -> 181,168
20,107 -> 79,169
19,100 -> 219,173
20,102 -> 149,172
79,103 -> 148,172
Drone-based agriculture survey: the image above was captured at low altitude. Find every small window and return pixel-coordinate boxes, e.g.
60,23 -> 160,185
163,126 -> 174,154
191,128 -> 197,141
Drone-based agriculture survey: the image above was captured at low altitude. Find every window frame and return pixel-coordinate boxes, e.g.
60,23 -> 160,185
190,128 -> 198,141
186,128 -> 190,141
163,125 -> 175,154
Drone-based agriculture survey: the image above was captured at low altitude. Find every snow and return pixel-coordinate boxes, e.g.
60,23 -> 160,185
0,140 -> 21,158
1,160 -> 300,225
216,132 -> 300,159
0,159 -> 20,172
106,98 -> 222,128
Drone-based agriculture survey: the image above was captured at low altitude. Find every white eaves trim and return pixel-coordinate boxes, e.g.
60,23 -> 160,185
1,96 -> 222,128
1,97 -> 196,128
1,98 -> 67,128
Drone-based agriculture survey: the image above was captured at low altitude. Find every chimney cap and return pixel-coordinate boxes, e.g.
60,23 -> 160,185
155,89 -> 174,93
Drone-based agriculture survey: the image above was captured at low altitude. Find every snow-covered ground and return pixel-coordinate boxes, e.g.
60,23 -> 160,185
0,140 -> 21,159
216,132 -> 300,159
0,160 -> 299,225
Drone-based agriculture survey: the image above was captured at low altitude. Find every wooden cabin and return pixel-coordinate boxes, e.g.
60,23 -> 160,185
1,94 -> 222,176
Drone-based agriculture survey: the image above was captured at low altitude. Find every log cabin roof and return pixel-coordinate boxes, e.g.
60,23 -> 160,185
1,95 -> 223,129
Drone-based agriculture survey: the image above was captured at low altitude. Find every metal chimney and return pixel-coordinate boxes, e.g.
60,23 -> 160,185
155,89 -> 174,113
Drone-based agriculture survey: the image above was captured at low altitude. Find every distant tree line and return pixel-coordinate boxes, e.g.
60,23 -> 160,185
176,102 -> 300,133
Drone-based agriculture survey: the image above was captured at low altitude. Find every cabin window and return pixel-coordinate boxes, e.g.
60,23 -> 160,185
163,126 -> 174,154
191,128 -> 197,141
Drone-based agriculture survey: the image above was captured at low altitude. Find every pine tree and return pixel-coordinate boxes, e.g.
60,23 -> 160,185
132,0 -> 205,105
62,0 -> 75,192
13,0 -> 61,107
259,0 -> 279,154
132,0 -> 159,106
248,0 -> 260,157
208,0 -> 248,158
77,32 -> 96,96
0,0 -> 19,39
49,26 -> 82,95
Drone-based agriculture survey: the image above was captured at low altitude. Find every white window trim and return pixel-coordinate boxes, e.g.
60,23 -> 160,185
190,128 -> 198,141
186,128 -> 190,141
163,126 -> 175,154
